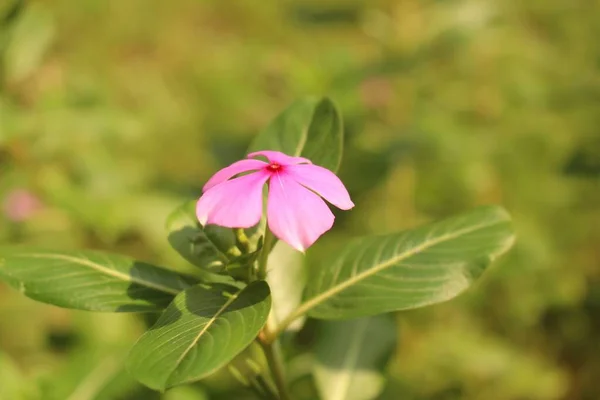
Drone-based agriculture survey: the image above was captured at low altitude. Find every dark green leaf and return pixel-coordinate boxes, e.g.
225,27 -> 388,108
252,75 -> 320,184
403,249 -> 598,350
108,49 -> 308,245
166,201 -> 263,272
225,238 -> 263,281
304,206 -> 515,319
314,316 -> 396,400
0,247 -> 194,312
126,281 -> 271,391
249,97 -> 343,172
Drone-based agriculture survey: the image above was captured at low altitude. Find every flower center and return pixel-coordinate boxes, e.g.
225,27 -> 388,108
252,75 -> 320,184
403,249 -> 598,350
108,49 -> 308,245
266,163 -> 282,172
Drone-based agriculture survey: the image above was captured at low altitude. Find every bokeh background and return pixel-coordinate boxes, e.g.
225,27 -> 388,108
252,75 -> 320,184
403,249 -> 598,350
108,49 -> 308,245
1,0 -> 599,399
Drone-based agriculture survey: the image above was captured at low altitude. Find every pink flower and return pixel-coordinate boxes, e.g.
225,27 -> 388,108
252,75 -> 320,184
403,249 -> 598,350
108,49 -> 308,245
3,189 -> 41,222
196,150 -> 354,252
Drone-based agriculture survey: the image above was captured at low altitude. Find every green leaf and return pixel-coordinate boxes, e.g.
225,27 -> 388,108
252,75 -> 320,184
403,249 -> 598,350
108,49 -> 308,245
126,281 -> 271,391
225,238 -> 263,281
304,206 -> 515,319
166,201 -> 263,272
314,316 -> 396,400
0,247 -> 194,312
249,97 -> 343,172
267,241 -> 306,332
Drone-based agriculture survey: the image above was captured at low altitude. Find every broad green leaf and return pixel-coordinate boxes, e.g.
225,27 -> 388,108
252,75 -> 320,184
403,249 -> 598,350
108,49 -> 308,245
267,241 -> 306,332
249,97 -> 343,172
304,206 -> 515,319
166,200 -> 263,272
166,201 -> 233,271
0,247 -> 194,312
314,316 -> 396,400
126,281 -> 271,391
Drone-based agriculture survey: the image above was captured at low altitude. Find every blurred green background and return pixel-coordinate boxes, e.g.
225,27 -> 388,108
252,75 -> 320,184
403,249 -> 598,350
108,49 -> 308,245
1,0 -> 599,399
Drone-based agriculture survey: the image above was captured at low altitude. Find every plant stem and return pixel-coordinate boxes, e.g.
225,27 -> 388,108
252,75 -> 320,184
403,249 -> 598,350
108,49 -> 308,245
257,228 -> 275,280
234,227 -> 251,254
254,374 -> 279,400
245,357 -> 279,399
229,364 -> 276,400
258,334 -> 292,400
255,226 -> 290,398
263,303 -> 308,344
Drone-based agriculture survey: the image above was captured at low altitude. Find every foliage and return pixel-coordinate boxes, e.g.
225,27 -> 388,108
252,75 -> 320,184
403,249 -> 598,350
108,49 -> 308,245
1,0 -> 599,399
0,92 -> 514,398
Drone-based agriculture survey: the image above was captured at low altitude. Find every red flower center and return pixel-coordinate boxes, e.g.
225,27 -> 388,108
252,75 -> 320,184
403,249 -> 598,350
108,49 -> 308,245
266,163 -> 282,172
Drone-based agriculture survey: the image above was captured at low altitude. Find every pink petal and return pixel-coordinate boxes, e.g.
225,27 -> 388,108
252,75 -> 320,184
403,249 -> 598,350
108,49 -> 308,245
267,172 -> 334,252
286,164 -> 354,210
248,150 -> 312,166
197,171 -> 270,228
203,159 -> 268,192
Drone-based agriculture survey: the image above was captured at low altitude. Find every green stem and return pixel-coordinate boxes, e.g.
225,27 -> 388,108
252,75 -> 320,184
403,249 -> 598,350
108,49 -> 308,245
234,228 -> 251,254
263,303 -> 308,344
245,357 -> 278,399
254,226 -> 290,398
257,228 -> 275,280
258,335 -> 292,400
254,375 -> 279,400
229,364 -> 277,400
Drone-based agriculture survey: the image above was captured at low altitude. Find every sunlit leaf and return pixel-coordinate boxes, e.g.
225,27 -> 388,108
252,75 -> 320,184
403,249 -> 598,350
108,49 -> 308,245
314,316 -> 396,400
304,206 -> 515,319
126,281 -> 271,391
249,97 -> 343,172
267,241 -> 306,332
0,247 -> 194,312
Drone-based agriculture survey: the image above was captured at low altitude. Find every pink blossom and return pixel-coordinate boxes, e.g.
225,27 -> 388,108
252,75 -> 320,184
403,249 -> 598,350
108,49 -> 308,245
196,150 -> 354,252
3,189 -> 41,222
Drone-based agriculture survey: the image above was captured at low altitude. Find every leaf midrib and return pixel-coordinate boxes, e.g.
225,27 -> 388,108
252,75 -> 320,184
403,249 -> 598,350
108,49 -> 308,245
168,288 -> 242,382
294,116 -> 310,157
17,253 -> 182,295
301,216 -> 511,317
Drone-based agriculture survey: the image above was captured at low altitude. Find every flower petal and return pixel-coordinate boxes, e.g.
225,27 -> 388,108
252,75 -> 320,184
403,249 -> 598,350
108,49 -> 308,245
267,172 -> 334,252
203,159 -> 268,192
248,150 -> 311,166
197,171 -> 270,228
286,164 -> 354,210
